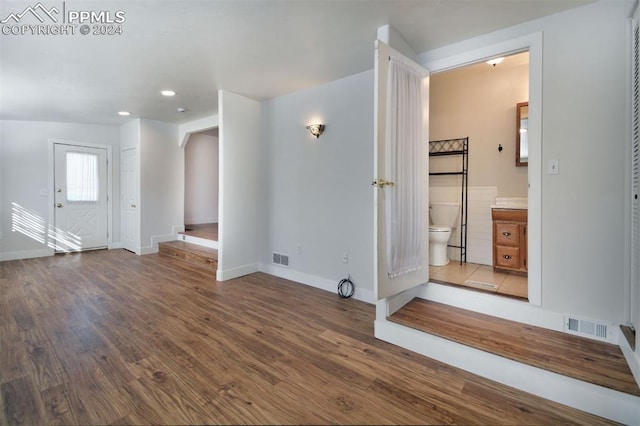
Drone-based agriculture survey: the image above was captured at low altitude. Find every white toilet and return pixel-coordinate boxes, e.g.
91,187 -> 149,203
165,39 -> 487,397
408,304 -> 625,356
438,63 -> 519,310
429,202 -> 460,266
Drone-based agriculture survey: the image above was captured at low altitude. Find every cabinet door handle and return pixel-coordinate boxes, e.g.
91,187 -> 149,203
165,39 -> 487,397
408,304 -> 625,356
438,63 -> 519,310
503,255 -> 512,260
502,231 -> 511,236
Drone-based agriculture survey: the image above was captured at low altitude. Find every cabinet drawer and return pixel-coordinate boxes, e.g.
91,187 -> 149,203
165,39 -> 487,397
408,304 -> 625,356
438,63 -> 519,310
495,223 -> 520,246
495,246 -> 520,269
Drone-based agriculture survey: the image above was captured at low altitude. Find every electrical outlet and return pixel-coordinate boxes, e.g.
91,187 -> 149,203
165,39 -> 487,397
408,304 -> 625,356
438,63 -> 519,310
547,159 -> 559,175
297,244 -> 302,255
342,252 -> 349,263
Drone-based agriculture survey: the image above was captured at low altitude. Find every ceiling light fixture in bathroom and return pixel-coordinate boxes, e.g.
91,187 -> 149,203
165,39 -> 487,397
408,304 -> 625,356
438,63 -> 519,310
486,57 -> 504,67
161,90 -> 176,97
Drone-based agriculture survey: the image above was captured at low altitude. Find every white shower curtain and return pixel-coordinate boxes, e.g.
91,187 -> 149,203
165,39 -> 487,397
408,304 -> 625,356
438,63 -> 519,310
386,57 -> 424,278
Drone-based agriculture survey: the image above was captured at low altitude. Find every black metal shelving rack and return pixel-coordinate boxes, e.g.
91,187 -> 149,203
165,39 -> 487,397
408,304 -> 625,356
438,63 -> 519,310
428,137 -> 468,264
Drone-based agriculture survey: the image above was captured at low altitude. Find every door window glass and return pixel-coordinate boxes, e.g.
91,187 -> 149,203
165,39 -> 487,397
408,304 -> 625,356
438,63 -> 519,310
66,151 -> 99,203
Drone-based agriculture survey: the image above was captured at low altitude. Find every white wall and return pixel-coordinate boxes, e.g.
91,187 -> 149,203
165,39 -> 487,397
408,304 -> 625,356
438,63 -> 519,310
139,119 -> 183,253
0,120 -> 120,260
218,90 -> 261,280
120,119 -> 140,150
185,131 -> 219,225
259,70 -> 374,303
430,54 -> 529,197
419,0 -> 633,323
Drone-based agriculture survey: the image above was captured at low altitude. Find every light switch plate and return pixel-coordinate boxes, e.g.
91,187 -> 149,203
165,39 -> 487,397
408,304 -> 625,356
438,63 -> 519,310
547,159 -> 559,175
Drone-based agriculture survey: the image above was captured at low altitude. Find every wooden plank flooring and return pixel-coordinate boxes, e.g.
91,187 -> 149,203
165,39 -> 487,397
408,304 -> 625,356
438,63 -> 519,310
182,223 -> 218,241
0,250 -> 617,425
158,241 -> 218,271
389,298 -> 640,397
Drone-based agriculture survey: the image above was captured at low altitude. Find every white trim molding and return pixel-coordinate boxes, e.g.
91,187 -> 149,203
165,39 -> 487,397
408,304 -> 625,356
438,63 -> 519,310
0,248 -> 53,262
422,32 -> 543,307
139,225 -> 183,255
260,263 -> 375,304
217,262 -> 259,281
375,319 -> 640,425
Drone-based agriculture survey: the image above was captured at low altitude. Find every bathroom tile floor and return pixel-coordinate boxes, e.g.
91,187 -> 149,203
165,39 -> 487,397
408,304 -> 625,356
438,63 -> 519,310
429,261 -> 528,300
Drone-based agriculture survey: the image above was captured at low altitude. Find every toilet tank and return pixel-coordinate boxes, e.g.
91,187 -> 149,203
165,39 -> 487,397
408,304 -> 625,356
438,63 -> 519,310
430,202 -> 460,228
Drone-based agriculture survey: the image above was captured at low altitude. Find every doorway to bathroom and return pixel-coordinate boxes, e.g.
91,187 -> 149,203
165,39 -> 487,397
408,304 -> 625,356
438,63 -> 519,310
428,50 -> 530,301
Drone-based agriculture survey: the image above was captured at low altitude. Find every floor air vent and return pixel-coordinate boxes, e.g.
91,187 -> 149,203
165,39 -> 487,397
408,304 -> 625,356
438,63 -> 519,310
272,252 -> 289,267
564,314 -> 610,342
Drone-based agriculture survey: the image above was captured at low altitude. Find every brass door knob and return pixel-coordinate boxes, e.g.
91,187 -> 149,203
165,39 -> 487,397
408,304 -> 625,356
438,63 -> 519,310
371,178 -> 395,188
56,203 -> 63,208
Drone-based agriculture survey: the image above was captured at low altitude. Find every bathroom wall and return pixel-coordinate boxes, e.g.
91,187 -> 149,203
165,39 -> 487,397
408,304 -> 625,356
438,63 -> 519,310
430,186 -> 495,265
429,52 -> 529,197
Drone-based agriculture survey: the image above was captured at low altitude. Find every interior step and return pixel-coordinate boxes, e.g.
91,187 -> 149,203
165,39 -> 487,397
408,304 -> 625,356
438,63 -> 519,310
158,241 -> 218,271
389,298 -> 640,397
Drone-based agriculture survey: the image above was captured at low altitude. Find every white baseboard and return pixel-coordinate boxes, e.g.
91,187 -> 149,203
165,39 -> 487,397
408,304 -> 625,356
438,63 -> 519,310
178,234 -> 218,249
216,263 -> 259,281
185,217 -> 218,225
0,248 -> 53,261
375,319 -> 640,425
140,226 -> 183,255
419,281 -> 564,332
417,281 -> 619,344
108,242 -> 123,249
259,263 -> 375,304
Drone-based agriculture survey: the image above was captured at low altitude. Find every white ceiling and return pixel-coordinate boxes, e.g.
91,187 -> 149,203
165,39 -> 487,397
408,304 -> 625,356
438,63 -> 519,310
0,0 -> 593,126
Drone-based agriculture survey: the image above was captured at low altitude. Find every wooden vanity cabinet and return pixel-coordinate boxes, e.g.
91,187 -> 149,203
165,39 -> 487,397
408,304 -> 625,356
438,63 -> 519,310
492,208 -> 527,274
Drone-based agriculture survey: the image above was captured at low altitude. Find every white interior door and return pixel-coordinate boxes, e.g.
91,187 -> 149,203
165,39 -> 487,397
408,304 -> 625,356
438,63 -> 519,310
53,143 -> 108,251
121,147 -> 139,253
374,40 -> 430,300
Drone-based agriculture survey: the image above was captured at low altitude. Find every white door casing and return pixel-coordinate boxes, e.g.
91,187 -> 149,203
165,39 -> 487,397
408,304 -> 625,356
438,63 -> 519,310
53,143 -> 108,251
121,147 -> 139,253
374,40 -> 430,300
630,9 -> 640,342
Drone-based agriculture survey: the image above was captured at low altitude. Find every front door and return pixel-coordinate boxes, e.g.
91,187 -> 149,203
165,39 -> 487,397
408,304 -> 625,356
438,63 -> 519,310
53,143 -> 108,252
374,40 -> 430,300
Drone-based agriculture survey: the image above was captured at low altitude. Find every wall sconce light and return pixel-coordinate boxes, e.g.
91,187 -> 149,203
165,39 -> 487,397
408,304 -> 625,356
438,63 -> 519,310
306,124 -> 325,138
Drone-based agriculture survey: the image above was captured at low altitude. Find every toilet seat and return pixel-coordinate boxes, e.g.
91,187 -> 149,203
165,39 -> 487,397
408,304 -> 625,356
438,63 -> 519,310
429,226 -> 451,232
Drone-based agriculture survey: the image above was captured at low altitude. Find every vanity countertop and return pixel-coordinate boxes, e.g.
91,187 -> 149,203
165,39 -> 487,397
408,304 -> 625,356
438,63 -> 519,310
491,197 -> 528,210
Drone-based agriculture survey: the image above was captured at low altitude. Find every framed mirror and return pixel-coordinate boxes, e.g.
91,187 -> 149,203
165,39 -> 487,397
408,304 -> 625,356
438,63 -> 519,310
516,102 -> 528,167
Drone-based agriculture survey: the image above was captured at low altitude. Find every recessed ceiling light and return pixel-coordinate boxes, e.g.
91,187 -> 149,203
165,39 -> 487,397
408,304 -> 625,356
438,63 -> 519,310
177,107 -> 189,113
118,111 -> 131,116
161,90 -> 176,97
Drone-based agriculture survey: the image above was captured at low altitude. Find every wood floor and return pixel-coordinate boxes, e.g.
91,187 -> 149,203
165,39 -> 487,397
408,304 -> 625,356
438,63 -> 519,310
389,298 -> 640,397
159,241 -> 218,271
183,223 -> 218,241
0,250 -> 616,425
